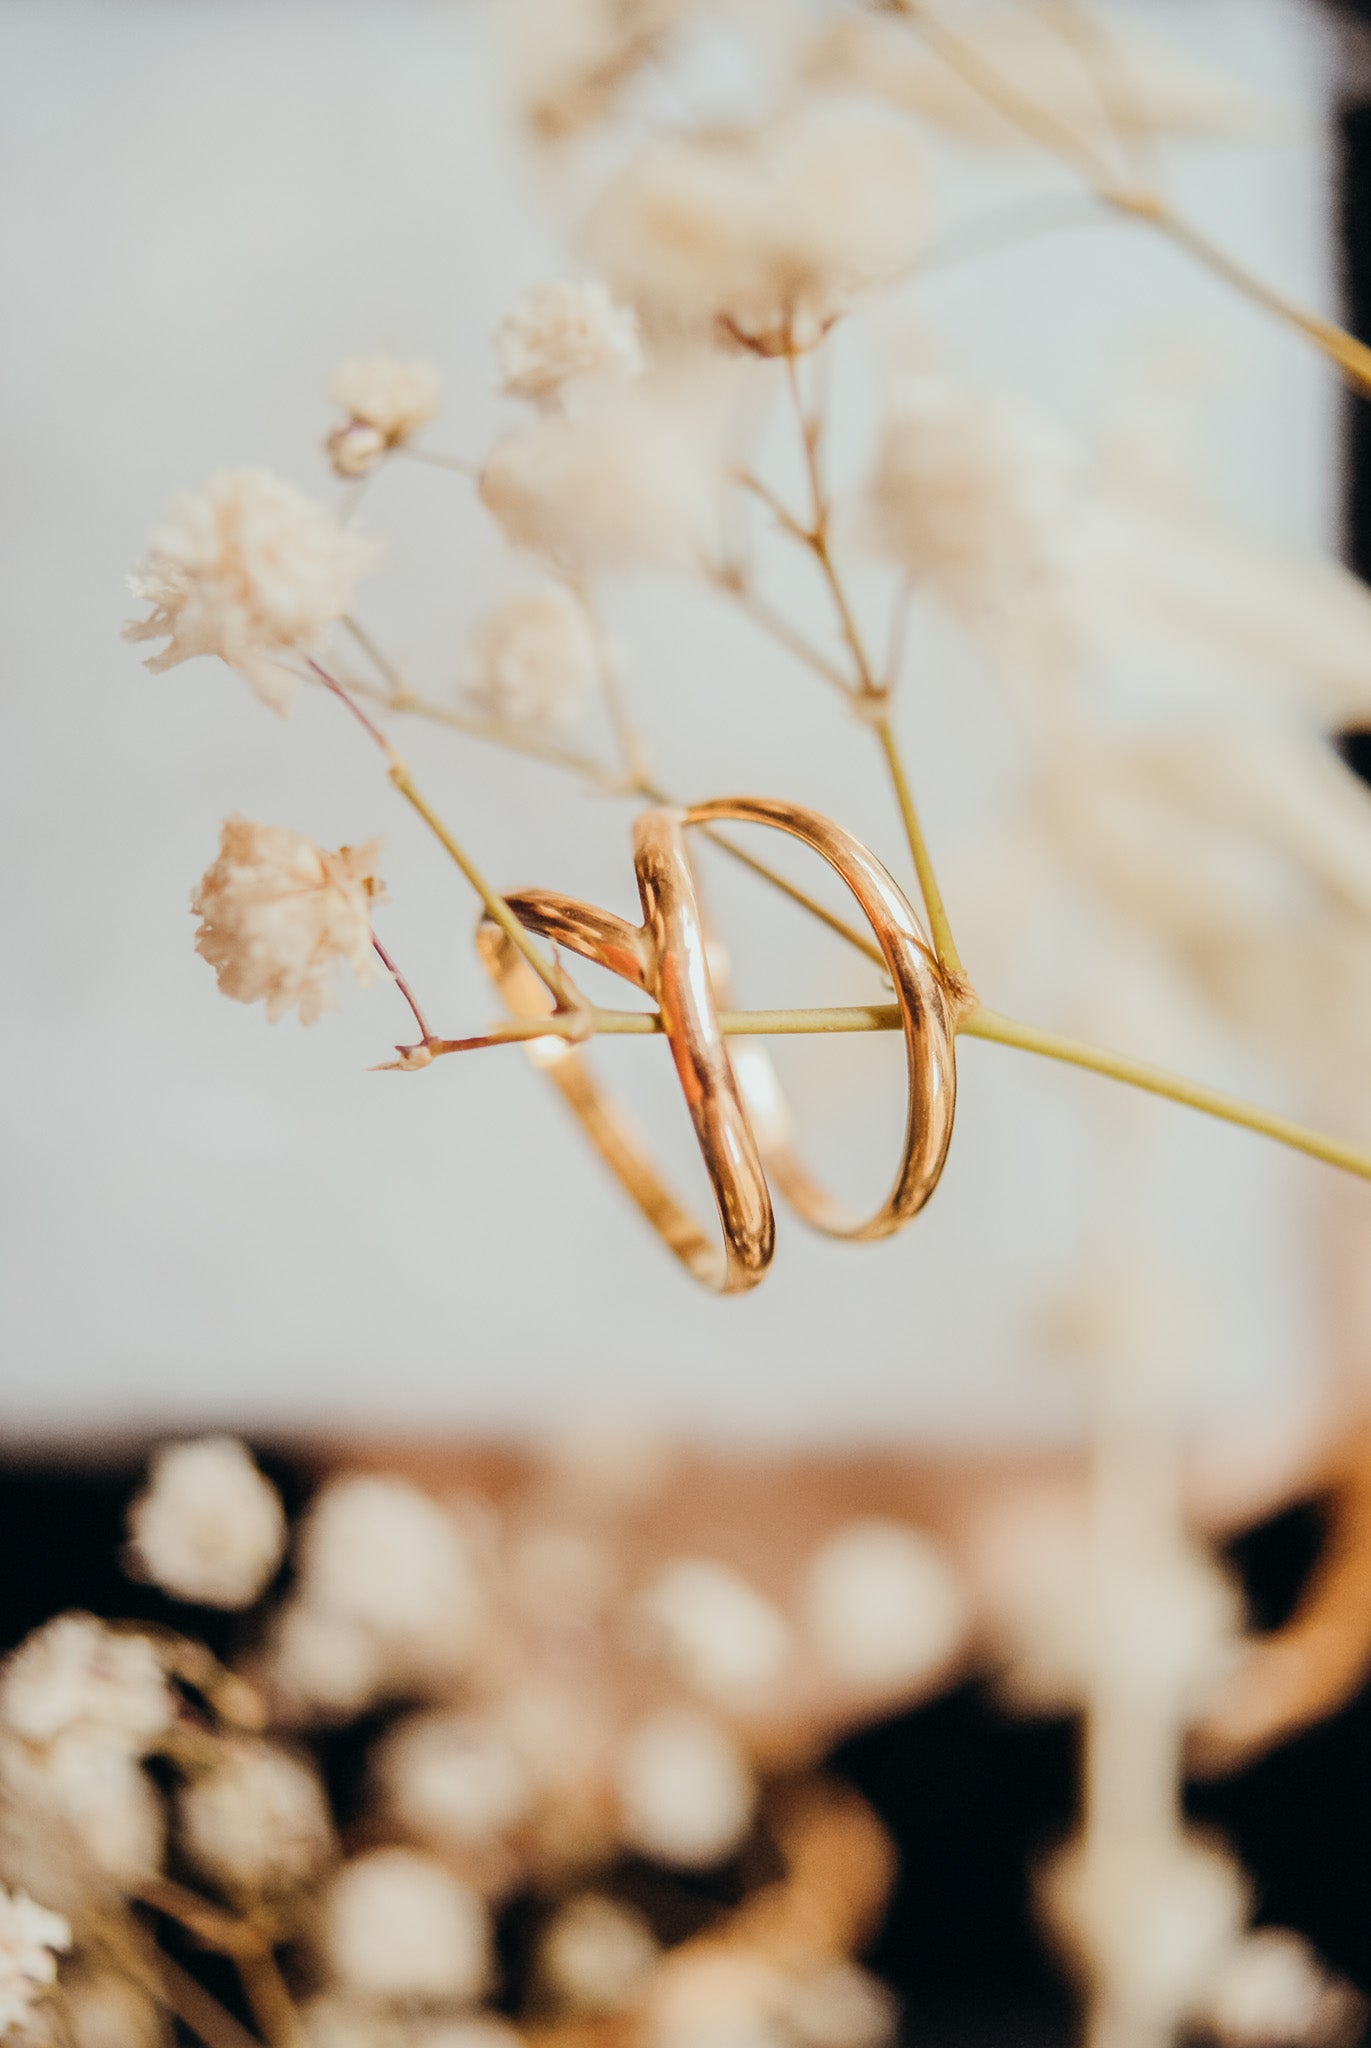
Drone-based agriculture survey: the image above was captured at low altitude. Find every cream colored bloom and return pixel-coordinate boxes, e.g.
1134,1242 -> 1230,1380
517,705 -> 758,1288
0,1735 -> 166,1893
178,1738 -> 335,1899
0,1617 -> 170,1754
614,1708 -> 753,1869
637,1560 -> 791,1704
786,1967 -> 897,2048
0,1886 -> 70,2038
373,1710 -> 531,1851
322,1849 -> 490,2004
327,358 -> 442,479
1041,1833 -> 1248,2030
127,1437 -> 286,1609
498,282 -> 643,406
191,817 -> 385,1027
865,372 -> 1080,630
294,1475 -> 488,1687
586,109 -> 926,353
537,1894 -> 659,2015
63,1966 -> 166,2048
511,0 -> 694,141
265,1602 -> 390,1725
480,387 -> 716,572
804,1522 -> 967,1692
1193,1930 -> 1347,2047
125,470 -> 379,713
464,588 -> 601,729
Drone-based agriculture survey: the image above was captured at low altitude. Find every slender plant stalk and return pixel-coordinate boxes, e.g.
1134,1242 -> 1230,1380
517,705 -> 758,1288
372,933 -> 435,1045
236,1952 -> 305,2048
871,714 -> 966,980
882,0 -> 1371,398
308,658 -> 588,1020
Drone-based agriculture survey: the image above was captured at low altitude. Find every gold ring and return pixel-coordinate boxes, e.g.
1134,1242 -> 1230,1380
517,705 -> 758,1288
477,809 -> 775,1295
683,797 -> 956,1240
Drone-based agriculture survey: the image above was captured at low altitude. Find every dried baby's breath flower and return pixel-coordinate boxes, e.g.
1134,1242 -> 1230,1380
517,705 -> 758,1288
322,1849 -> 491,2005
865,372 -> 1081,631
264,1602 -> 390,1725
511,0 -> 693,141
63,1965 -> 166,2048
614,1707 -> 754,1869
126,1437 -> 286,1610
803,1522 -> 967,1692
1041,1833 -> 1249,2027
497,283 -> 643,406
636,1559 -> 791,1703
373,1711 -> 531,1852
537,1894 -> 659,2015
327,357 -> 442,478
1193,1929 -> 1353,2048
125,470 -> 379,714
586,109 -> 926,354
191,817 -> 385,1028
0,1736 -> 165,1894
0,1618 -> 170,1756
177,1738 -> 335,1899
786,1966 -> 897,2048
464,589 -> 601,730
480,386 -> 717,573
805,7 -> 1271,150
0,1886 -> 70,2038
646,1948 -> 792,2048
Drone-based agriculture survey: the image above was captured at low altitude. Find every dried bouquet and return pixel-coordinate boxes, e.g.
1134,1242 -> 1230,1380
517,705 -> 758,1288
10,4 -> 1371,2048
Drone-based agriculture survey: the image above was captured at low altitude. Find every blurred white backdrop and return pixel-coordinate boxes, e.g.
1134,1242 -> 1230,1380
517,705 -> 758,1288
0,0 -> 1345,1444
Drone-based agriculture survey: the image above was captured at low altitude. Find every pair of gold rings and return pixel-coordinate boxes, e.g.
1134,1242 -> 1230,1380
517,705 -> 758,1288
476,798 -> 957,1295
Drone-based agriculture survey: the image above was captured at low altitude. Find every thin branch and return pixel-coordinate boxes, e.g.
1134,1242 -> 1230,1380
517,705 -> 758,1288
871,713 -> 967,981
372,933 -> 434,1044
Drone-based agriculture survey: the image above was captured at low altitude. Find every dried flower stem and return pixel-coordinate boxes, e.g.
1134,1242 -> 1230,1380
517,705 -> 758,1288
883,0 -> 1371,397
236,1950 -> 304,2048
372,933 -> 435,1044
307,658 -> 589,1021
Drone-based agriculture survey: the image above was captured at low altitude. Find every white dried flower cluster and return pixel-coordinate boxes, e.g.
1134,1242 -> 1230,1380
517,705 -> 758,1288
322,1849 -> 491,2005
327,357 -> 442,478
537,1894 -> 660,2014
125,470 -> 379,714
1192,1929 -> 1350,2048
614,1707 -> 754,1869
127,1437 -> 286,1609
62,1965 -> 166,2048
1042,1833 -> 1249,2030
587,110 -> 926,353
177,1738 -> 335,1899
0,1735 -> 166,1896
480,386 -> 717,573
192,817 -> 385,1028
497,282 -> 643,406
636,1559 -> 791,1704
272,1476 -> 488,1718
373,1710 -> 531,1852
464,588 -> 601,729
0,1618 -> 170,1754
0,1886 -> 70,2039
803,1522 -> 968,1692
865,372 -> 1081,634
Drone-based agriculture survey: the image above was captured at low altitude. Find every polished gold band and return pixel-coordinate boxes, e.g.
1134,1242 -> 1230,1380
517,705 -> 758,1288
477,800 -> 957,1289
477,808 -> 774,1295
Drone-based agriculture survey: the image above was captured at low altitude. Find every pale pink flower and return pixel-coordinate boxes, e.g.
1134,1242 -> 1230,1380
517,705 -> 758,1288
373,1711 -> 531,1851
497,282 -> 643,405
127,1437 -> 286,1609
0,1886 -> 70,2038
586,109 -> 926,353
191,817 -> 385,1027
178,1738 -> 335,1899
464,588 -> 601,728
125,470 -> 379,713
